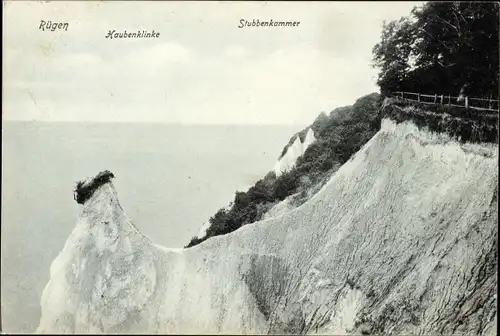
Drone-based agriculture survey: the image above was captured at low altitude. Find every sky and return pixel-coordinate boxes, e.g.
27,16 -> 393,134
3,1 -> 424,125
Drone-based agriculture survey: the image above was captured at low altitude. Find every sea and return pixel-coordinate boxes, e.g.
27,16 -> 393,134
1,121 -> 301,333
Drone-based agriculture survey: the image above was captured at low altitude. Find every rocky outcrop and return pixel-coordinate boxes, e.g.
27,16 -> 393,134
37,118 -> 497,335
273,128 -> 316,177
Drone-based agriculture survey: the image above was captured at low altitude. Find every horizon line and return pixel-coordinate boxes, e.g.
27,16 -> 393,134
2,119 -> 310,127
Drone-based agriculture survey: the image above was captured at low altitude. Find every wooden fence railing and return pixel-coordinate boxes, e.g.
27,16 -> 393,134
392,91 -> 499,112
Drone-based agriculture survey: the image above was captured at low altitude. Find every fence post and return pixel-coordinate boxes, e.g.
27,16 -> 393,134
417,93 -> 420,102
401,92 -> 404,99
440,95 -> 444,105
434,94 -> 437,104
465,96 -> 469,110
448,95 -> 451,106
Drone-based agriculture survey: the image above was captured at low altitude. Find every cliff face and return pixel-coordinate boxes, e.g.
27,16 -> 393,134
273,128 -> 316,177
37,116 -> 497,335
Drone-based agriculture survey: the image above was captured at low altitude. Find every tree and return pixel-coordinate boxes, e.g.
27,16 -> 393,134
372,17 -> 417,96
412,2 -> 499,96
373,1 -> 499,97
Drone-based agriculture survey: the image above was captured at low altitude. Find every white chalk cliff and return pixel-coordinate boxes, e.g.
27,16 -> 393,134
37,119 -> 497,335
273,128 -> 316,177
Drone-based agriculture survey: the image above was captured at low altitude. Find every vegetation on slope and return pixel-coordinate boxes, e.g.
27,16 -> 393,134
185,93 -> 383,248
383,97 -> 499,144
186,1 -> 499,248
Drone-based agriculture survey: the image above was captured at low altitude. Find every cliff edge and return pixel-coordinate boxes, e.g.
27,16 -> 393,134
37,116 -> 497,334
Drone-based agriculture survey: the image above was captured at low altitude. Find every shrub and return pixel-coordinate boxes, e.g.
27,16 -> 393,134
185,236 -> 203,248
74,170 -> 115,204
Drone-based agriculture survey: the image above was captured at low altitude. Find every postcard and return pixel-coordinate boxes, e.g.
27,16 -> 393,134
2,1 -> 498,334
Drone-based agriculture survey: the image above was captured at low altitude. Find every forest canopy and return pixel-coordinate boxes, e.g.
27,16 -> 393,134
372,1 -> 499,98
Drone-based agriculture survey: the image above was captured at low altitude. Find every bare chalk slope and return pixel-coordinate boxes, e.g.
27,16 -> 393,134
37,119 -> 497,335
